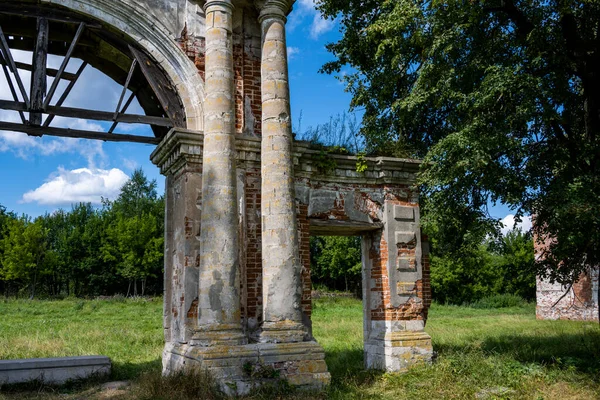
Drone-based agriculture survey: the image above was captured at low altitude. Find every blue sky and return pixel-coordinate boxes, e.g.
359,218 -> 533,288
0,1 -> 527,232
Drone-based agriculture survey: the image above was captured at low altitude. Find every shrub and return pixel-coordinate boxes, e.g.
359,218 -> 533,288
469,294 -> 529,309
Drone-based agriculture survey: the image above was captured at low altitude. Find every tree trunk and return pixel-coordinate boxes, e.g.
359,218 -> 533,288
126,280 -> 131,297
29,270 -> 37,300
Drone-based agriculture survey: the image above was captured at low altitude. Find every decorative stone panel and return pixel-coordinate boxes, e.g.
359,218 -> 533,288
384,203 -> 422,307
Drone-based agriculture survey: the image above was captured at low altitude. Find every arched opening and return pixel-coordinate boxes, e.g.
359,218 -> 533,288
0,2 -> 188,143
0,2 -> 204,383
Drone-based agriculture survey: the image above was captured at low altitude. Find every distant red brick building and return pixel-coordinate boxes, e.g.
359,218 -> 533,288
534,231 -> 599,322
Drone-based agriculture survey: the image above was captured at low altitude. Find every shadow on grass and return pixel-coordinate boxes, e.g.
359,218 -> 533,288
324,347 -> 383,393
435,330 -> 600,376
111,357 -> 162,381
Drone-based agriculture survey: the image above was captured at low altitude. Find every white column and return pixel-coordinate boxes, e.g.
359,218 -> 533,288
259,1 -> 305,343
195,0 -> 245,345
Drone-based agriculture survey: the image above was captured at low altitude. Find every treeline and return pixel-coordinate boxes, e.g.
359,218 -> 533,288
0,170 -> 164,299
1,167 -> 536,304
310,229 -> 536,304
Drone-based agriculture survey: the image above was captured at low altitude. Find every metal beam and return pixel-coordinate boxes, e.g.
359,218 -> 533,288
0,100 -> 174,127
43,61 -> 87,127
44,22 -> 85,109
0,25 -> 30,107
0,52 -> 26,124
129,45 -> 186,127
30,17 -> 49,126
0,4 -> 102,29
0,59 -> 78,81
109,91 -> 136,134
0,121 -> 160,144
113,58 -> 137,121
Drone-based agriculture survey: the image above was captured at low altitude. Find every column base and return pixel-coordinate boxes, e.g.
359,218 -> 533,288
163,341 -> 331,395
365,330 -> 433,372
259,320 -> 307,343
190,324 -> 247,346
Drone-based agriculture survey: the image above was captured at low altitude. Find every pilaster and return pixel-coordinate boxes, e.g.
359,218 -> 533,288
151,130 -> 205,344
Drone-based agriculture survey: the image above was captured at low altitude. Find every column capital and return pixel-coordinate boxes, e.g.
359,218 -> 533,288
150,129 -> 204,176
256,0 -> 295,23
203,0 -> 234,13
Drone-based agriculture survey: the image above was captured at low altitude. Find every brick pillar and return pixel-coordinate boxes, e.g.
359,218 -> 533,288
259,2 -> 305,343
362,201 -> 433,372
195,0 -> 245,345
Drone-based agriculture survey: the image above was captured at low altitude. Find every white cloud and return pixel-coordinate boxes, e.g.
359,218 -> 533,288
309,12 -> 335,39
287,46 -> 301,59
289,0 -> 336,40
500,214 -> 532,235
21,167 -> 129,206
0,121 -> 106,168
122,157 -> 139,171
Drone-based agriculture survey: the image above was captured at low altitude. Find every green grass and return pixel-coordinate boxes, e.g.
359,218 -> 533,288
0,297 -> 163,380
1,296 -> 599,399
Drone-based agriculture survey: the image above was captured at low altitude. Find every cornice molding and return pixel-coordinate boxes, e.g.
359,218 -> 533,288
152,129 -> 422,186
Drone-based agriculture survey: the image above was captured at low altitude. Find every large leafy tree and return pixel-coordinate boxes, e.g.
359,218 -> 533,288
318,0 -> 600,284
310,236 -> 362,293
102,169 -> 164,296
431,228 -> 535,304
0,217 -> 51,299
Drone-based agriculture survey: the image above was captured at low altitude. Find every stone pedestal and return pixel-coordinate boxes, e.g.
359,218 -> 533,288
364,323 -> 433,371
163,341 -> 329,395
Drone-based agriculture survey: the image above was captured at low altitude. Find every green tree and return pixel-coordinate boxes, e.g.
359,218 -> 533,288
491,228 -> 536,300
109,168 -> 161,217
430,228 -> 535,304
0,217 -> 50,299
107,213 -> 163,296
102,169 -> 164,296
0,205 -> 17,296
318,0 -> 600,285
311,236 -> 362,293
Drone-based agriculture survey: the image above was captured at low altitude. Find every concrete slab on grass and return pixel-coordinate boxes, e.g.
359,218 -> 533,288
0,356 -> 111,385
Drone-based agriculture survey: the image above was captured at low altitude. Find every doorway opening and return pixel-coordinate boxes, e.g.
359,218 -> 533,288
309,234 -> 365,379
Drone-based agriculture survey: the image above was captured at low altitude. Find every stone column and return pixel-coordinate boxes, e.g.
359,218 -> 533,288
195,0 -> 245,345
259,1 -> 305,343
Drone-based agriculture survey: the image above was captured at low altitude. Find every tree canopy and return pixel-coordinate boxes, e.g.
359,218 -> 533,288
318,0 -> 600,284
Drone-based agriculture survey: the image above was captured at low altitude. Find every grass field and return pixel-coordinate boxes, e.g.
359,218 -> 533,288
1,296 -> 599,399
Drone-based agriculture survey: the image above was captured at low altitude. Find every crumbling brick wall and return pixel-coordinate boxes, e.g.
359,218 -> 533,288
178,7 -> 263,137
535,232 -> 599,322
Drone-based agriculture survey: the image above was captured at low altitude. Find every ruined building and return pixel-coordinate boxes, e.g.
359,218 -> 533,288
535,234 -> 599,322
0,0 -> 433,392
